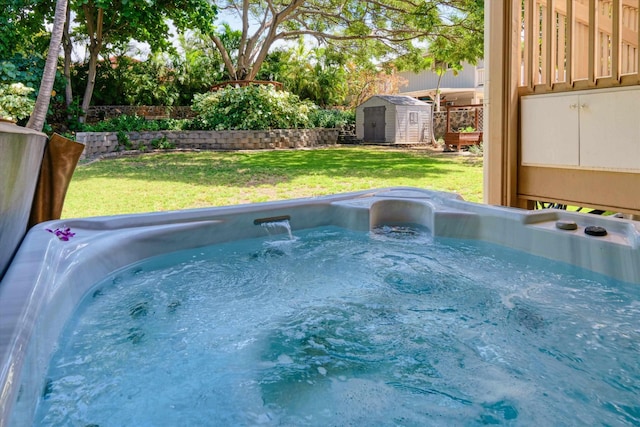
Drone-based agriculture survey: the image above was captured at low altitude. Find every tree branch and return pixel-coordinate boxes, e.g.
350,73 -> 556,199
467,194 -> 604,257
210,33 -> 237,79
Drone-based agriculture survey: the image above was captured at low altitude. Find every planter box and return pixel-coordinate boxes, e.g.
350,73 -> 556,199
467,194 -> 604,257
444,131 -> 483,151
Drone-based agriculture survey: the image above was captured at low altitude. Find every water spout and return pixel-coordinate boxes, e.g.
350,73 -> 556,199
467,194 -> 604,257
258,218 -> 294,240
253,215 -> 290,225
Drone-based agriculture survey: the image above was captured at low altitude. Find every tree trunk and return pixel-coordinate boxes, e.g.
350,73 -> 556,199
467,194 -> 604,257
79,5 -> 103,123
431,69 -> 447,144
63,1 -> 73,112
26,0 -> 68,132
434,71 -> 444,113
80,44 -> 100,122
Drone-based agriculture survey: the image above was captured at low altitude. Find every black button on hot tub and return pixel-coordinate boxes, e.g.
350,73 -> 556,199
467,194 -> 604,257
555,220 -> 578,230
584,226 -> 607,237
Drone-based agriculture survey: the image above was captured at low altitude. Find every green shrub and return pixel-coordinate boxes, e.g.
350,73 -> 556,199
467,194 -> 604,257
191,85 -> 315,130
458,126 -> 476,133
76,91 -> 355,134
468,142 -> 483,155
151,136 -> 176,150
0,82 -> 35,121
116,130 -> 133,151
309,108 -> 355,128
81,115 -> 186,132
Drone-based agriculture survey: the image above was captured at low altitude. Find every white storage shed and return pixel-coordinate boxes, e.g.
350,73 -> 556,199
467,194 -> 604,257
356,95 -> 432,143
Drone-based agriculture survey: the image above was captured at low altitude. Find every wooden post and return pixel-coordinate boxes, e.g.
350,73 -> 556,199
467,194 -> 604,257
484,1 -> 522,207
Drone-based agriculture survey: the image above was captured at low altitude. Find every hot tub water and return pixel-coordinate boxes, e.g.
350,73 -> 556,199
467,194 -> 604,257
32,225 -> 640,426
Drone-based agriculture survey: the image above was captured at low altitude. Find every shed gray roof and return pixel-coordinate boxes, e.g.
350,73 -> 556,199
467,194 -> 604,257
366,95 -> 430,106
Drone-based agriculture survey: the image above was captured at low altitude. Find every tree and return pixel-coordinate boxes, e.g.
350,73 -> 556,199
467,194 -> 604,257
27,0 -> 68,132
209,0 -> 483,82
71,0 -> 217,120
120,53 -> 180,106
345,64 -> 407,108
395,0 -> 484,111
0,0 -> 54,59
171,33 -> 228,105
256,41 -> 348,107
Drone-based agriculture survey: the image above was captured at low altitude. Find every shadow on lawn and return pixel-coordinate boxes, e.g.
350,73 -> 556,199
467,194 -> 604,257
72,147 -> 482,187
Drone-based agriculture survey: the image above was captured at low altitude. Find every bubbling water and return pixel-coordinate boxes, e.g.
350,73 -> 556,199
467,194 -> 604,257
32,226 -> 640,426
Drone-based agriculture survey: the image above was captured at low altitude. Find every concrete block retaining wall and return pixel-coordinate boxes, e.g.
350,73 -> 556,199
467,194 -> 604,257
76,128 -> 339,159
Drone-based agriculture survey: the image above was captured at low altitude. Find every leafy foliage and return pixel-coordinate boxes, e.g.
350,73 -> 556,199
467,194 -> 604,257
71,0 -> 217,115
191,85 -> 315,130
151,136 -> 177,150
257,43 -> 348,107
209,0 -> 484,81
70,57 -> 129,106
116,130 -> 133,150
26,0 -> 68,132
68,35 -> 226,108
171,34 -> 227,105
458,126 -> 476,133
70,55 -> 179,106
2,0 -> 483,132
119,55 -> 180,106
0,83 -> 36,121
468,142 -> 483,155
0,0 -> 53,59
80,115 -> 186,132
77,95 -> 354,132
395,0 -> 484,112
0,53 -> 66,105
309,109 -> 354,128
1,54 -> 44,88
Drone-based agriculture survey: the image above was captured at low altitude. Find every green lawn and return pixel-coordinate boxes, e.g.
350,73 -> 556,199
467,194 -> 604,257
62,146 -> 483,218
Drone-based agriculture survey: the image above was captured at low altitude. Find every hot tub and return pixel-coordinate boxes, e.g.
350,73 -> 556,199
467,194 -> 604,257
1,187 -> 639,425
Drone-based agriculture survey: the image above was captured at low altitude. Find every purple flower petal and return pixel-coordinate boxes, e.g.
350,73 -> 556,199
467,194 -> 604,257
46,227 -> 75,241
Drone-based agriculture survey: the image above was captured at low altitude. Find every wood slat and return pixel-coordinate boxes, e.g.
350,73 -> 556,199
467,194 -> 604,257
557,8 -> 567,83
519,0 -> 640,89
588,1 -> 597,84
547,0 -> 556,86
526,0 -> 536,87
567,0 -> 575,83
541,1 -> 550,85
612,0 -> 621,80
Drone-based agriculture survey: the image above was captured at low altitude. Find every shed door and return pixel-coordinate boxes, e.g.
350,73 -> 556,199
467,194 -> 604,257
363,106 -> 386,142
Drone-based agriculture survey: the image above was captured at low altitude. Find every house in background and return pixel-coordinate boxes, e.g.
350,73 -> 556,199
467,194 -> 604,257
396,60 -> 485,109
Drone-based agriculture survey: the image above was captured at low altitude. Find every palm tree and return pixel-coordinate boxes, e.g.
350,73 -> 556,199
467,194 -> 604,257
27,0 -> 68,132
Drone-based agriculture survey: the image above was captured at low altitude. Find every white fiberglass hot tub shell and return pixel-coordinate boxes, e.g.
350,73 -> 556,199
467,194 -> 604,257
1,187 -> 639,425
